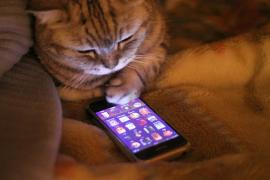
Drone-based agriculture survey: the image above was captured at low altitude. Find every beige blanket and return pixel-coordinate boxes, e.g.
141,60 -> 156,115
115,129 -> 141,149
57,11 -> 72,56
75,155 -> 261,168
57,28 -> 270,179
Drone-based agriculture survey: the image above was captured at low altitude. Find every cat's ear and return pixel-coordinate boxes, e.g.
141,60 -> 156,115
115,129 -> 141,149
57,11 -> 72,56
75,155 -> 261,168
28,9 -> 67,24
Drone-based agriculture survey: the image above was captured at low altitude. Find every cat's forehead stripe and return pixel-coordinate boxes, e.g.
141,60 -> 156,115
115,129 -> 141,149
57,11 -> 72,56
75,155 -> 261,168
107,0 -> 119,40
86,0 -> 116,48
84,26 -> 98,46
87,2 -> 103,44
89,0 -> 108,36
95,0 -> 111,37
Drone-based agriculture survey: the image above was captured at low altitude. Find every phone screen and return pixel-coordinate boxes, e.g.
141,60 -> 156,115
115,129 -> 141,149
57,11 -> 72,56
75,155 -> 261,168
95,98 -> 181,153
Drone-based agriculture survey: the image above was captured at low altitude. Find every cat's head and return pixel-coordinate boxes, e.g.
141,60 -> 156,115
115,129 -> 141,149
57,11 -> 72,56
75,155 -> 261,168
31,0 -> 149,76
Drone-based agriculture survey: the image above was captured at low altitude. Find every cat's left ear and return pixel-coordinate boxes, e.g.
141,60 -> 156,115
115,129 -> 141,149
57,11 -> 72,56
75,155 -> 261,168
28,9 -> 67,25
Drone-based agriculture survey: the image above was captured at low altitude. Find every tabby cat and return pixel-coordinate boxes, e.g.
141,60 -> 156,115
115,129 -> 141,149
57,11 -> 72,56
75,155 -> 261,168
32,0 -> 167,104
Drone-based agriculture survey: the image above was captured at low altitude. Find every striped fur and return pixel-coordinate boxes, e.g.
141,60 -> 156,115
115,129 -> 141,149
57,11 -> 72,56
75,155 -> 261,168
33,0 -> 167,104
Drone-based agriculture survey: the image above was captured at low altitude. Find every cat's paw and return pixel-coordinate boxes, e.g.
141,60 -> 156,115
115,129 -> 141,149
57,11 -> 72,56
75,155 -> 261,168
106,70 -> 143,105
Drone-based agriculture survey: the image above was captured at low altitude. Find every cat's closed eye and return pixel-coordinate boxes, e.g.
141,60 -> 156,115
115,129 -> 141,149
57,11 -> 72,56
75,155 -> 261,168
118,35 -> 133,49
77,49 -> 96,58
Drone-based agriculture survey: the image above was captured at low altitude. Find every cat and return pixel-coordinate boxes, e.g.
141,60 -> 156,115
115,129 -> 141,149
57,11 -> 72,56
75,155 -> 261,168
31,0 -> 167,105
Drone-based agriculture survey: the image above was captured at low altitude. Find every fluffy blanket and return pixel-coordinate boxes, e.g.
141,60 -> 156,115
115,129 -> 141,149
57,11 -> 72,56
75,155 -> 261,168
57,26 -> 270,179
0,0 -> 270,179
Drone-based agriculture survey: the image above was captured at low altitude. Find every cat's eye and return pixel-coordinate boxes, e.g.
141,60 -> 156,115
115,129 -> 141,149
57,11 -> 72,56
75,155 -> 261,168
117,35 -> 133,49
121,35 -> 133,42
77,49 -> 96,58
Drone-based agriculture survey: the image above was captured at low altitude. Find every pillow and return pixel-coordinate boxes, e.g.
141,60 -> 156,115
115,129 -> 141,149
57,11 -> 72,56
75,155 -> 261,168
0,0 -> 32,77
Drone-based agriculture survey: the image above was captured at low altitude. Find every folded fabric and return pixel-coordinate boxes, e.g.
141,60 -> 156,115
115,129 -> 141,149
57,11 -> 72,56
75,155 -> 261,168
0,0 -> 32,77
0,1 -> 62,179
0,56 -> 62,180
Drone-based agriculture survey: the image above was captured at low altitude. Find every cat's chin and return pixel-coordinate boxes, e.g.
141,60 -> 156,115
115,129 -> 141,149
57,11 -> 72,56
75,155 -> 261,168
85,57 -> 134,75
85,66 -> 125,76
85,68 -> 117,75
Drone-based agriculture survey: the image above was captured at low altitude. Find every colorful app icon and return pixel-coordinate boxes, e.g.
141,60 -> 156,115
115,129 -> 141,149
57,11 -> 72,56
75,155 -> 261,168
133,129 -> 142,137
137,119 -> 148,126
115,126 -> 126,134
130,112 -> 140,119
139,108 -> 150,116
153,121 -> 166,130
147,115 -> 158,122
140,137 -> 152,145
101,112 -> 110,118
109,107 -> 120,114
146,125 -> 155,132
144,126 -> 155,134
131,141 -> 141,148
133,102 -> 142,108
125,122 -> 136,130
151,132 -> 163,141
118,116 -> 130,123
107,119 -> 119,126
163,130 -> 173,137
122,106 -> 130,110
124,135 -> 132,140
143,127 -> 150,134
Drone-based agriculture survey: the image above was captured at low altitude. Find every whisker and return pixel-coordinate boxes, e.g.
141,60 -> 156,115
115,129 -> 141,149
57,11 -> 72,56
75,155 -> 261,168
72,74 -> 87,89
77,74 -> 89,89
62,73 -> 85,90
135,55 -> 157,60
132,60 -> 147,65
127,64 -> 138,71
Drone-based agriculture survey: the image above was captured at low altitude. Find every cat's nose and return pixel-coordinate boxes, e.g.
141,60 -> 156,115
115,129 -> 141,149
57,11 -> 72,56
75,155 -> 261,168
102,59 -> 118,69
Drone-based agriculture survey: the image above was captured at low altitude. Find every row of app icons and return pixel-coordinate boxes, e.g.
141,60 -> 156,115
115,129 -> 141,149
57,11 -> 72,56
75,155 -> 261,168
129,130 -> 175,149
106,116 -> 165,130
120,101 -> 144,111
107,114 -> 158,128
114,120 -> 166,135
100,105 -> 149,119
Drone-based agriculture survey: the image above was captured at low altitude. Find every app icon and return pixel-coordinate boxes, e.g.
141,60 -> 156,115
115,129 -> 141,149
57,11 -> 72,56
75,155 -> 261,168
163,130 -> 173,137
140,137 -> 152,145
131,141 -> 141,148
139,108 -> 150,116
101,112 -> 110,118
133,102 -> 142,108
153,121 -> 166,130
130,112 -> 140,119
146,126 -> 155,132
115,126 -> 126,134
125,122 -> 136,130
143,127 -> 150,134
122,105 -> 130,110
151,132 -> 163,141
118,116 -> 130,123
147,116 -> 158,122
107,119 -> 119,126
143,126 -> 155,134
137,119 -> 148,126
134,129 -> 142,137
124,135 -> 132,140
109,107 -> 120,114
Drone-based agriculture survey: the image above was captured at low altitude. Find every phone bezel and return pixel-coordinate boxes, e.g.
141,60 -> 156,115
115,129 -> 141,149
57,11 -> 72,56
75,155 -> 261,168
87,98 -> 188,161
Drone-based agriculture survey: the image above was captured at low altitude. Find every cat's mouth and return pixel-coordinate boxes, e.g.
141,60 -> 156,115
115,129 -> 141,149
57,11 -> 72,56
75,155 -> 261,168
85,56 -> 135,75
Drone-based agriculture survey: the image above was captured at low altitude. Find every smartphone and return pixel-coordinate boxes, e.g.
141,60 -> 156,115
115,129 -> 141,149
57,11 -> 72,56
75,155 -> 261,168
87,98 -> 190,162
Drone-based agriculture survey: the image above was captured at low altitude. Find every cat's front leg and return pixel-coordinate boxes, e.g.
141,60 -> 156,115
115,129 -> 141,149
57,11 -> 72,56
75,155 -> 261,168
106,68 -> 144,105
106,46 -> 166,104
